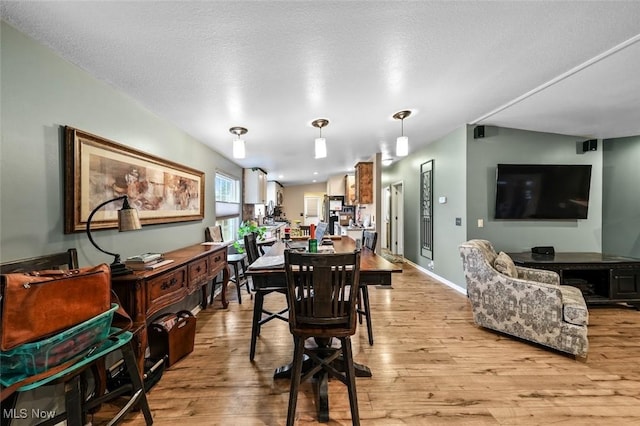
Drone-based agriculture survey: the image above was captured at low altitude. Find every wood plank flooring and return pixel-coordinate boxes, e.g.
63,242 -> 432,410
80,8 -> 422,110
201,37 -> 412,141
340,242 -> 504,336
93,262 -> 640,425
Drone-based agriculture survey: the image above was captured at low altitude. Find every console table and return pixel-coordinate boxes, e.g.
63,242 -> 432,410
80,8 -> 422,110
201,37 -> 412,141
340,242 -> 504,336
111,243 -> 230,372
508,251 -> 640,307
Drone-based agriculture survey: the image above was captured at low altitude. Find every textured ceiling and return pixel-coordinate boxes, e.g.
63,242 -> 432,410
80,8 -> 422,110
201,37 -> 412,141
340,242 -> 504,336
2,1 -> 640,185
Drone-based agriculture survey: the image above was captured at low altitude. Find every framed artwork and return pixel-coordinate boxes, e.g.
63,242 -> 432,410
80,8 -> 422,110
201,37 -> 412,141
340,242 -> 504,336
64,126 -> 205,233
420,160 -> 433,259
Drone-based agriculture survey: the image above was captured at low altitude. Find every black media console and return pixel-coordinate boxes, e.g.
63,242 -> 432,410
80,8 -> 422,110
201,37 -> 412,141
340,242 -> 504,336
507,252 -> 640,308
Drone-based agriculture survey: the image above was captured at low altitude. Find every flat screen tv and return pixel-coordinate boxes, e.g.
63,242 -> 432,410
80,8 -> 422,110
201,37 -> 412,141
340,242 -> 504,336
494,164 -> 592,220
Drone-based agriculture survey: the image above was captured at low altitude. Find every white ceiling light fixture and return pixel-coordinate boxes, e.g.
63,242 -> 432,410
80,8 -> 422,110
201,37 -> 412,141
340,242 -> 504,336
393,110 -> 412,157
229,126 -> 247,159
311,118 -> 329,159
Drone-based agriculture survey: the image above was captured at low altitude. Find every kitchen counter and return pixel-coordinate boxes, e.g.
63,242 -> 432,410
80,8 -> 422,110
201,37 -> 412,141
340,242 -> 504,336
262,221 -> 287,239
335,224 -> 375,241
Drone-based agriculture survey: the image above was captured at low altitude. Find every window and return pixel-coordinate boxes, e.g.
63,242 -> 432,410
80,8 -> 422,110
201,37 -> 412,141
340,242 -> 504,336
215,172 -> 240,241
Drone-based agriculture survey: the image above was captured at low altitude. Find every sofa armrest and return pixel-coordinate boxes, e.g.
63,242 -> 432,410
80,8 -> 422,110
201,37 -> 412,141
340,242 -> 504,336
516,266 -> 560,285
559,285 -> 589,326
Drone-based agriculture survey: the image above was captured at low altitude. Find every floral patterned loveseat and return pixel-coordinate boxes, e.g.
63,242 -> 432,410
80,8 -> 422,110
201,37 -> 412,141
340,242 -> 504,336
459,239 -> 588,358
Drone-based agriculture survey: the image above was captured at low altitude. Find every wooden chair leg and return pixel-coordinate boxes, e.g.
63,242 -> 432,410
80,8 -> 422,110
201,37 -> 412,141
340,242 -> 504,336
286,337 -> 306,426
361,285 -> 374,345
232,262 -> 242,304
250,292 -> 265,361
242,259 -> 251,295
341,336 -> 360,426
121,342 -> 153,425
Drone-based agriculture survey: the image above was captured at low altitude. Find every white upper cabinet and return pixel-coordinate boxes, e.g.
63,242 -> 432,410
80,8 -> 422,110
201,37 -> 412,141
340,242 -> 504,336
267,181 -> 284,206
244,168 -> 267,204
326,174 -> 346,196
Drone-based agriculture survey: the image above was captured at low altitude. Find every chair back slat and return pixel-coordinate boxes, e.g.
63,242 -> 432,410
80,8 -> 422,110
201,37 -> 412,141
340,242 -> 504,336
284,250 -> 361,333
244,232 -> 262,264
363,231 -> 378,253
0,249 -> 79,274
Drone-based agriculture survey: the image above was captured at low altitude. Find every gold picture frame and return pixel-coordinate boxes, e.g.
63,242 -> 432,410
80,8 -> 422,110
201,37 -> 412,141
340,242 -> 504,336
64,126 -> 205,233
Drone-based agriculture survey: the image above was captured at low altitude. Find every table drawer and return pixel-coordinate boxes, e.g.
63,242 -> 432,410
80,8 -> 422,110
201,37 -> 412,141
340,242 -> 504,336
209,250 -> 227,277
188,256 -> 210,290
147,266 -> 188,316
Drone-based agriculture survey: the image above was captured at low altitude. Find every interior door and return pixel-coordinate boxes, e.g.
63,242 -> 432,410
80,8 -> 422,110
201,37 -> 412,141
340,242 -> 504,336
382,186 -> 391,250
391,182 -> 404,256
303,195 -> 322,226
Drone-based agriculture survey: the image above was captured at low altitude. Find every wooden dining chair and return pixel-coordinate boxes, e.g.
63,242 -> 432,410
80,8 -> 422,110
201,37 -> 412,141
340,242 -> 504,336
245,232 -> 288,361
284,249 -> 362,426
205,225 -> 224,243
358,230 -> 378,345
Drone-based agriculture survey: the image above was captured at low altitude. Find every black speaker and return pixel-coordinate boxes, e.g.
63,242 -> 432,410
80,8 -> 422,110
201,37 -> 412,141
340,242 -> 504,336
531,246 -> 555,256
582,139 -> 597,152
473,125 -> 485,139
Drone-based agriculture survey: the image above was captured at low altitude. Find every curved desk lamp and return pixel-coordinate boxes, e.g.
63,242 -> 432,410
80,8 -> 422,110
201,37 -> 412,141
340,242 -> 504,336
86,195 -> 141,276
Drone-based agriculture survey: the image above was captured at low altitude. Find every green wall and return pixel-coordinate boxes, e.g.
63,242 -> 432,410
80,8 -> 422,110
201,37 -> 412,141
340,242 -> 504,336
383,125 -> 608,290
0,21 -> 241,265
382,126 -> 468,287
602,135 -> 640,257
466,126 -> 603,253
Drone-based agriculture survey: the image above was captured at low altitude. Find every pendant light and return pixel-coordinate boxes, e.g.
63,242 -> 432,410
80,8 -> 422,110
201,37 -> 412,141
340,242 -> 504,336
311,118 -> 329,159
229,126 -> 247,159
393,110 -> 411,157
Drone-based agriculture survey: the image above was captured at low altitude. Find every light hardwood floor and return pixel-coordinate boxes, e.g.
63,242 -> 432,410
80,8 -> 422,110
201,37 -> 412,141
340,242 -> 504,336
94,262 -> 640,425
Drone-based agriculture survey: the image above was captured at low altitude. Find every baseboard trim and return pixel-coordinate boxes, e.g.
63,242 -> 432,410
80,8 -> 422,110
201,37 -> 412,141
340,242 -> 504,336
403,258 -> 467,296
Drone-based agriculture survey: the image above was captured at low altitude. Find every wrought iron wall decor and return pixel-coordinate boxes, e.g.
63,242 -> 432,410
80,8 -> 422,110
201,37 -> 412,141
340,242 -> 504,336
420,160 -> 433,259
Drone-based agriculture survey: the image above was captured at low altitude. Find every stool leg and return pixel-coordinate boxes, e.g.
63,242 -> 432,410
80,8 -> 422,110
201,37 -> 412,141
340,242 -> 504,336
341,336 -> 360,425
121,342 -> 153,425
250,291 -> 265,361
286,336 -> 305,426
64,374 -> 84,426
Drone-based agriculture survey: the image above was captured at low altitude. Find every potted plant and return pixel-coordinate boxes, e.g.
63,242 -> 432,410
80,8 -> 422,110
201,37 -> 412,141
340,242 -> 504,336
233,220 -> 267,253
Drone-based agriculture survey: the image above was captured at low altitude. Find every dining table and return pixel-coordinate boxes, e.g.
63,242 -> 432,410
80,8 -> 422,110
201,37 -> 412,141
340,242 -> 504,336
245,235 -> 402,421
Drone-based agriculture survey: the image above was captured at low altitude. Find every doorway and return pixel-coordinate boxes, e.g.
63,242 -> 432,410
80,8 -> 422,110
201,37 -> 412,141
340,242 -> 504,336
382,185 -> 391,250
390,181 -> 404,256
303,195 -> 322,226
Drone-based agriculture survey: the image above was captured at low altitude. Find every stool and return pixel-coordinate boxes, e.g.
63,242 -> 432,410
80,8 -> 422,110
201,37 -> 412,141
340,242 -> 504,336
1,330 -> 153,426
227,253 -> 250,304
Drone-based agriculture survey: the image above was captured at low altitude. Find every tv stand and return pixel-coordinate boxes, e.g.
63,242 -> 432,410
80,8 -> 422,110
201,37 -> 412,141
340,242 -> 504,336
507,252 -> 640,308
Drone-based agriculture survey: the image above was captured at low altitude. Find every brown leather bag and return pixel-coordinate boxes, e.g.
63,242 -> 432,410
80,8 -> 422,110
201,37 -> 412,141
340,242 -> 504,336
0,263 -> 112,350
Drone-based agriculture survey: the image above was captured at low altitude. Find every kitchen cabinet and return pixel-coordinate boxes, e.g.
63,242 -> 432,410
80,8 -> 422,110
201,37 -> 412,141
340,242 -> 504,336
327,175 -> 346,196
267,181 -> 284,206
244,168 -> 267,204
355,162 -> 373,204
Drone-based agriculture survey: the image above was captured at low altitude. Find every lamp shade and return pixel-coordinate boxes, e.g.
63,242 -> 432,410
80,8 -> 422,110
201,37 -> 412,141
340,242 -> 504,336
315,137 -> 327,159
118,198 -> 141,231
396,136 -> 409,157
233,139 -> 246,159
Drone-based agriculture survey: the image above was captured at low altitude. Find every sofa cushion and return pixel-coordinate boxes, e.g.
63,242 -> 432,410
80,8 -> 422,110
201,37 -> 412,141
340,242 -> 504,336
559,285 -> 589,326
494,251 -> 518,277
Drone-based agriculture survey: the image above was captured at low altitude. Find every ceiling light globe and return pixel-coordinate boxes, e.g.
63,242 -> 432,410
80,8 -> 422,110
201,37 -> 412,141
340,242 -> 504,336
315,138 -> 327,159
233,139 -> 246,159
396,136 -> 409,157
